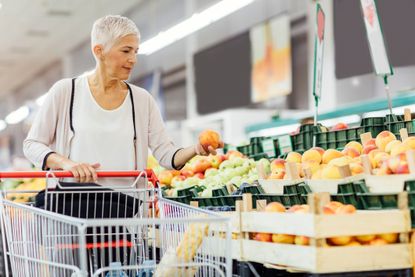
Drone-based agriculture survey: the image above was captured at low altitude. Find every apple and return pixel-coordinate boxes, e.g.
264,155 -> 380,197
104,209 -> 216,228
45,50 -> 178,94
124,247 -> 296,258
190,158 -> 212,174
225,150 -> 244,160
194,173 -> 204,179
158,170 -> 174,186
208,154 -> 224,169
331,122 -> 349,131
204,168 -> 218,178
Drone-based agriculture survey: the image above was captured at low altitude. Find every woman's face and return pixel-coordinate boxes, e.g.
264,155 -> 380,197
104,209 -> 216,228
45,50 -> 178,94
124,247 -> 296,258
100,34 -> 139,80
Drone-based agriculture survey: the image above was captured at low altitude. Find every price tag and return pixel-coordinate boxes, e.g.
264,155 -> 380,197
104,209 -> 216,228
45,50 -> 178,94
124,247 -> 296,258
312,3 -> 325,99
360,0 -> 393,76
278,135 -> 293,154
261,139 -> 276,158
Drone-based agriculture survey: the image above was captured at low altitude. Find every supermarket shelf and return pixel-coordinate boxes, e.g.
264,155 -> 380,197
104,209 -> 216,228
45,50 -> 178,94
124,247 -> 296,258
246,90 -> 415,134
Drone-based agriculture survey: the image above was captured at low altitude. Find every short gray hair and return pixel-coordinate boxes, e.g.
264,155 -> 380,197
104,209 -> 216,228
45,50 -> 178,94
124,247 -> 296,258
91,15 -> 140,52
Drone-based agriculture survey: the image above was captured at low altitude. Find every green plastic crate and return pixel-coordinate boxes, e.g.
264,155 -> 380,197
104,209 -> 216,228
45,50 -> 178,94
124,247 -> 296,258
404,180 -> 415,192
361,117 -> 385,126
337,182 -> 354,194
357,193 -> 398,210
331,193 -> 360,208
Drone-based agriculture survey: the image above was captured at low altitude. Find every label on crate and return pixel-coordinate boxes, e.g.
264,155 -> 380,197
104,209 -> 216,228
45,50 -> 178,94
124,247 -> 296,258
261,139 -> 276,158
277,135 -> 293,154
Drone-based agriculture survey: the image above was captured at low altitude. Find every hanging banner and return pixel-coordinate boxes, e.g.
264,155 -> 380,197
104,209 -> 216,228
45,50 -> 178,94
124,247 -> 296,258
312,3 -> 325,99
360,0 -> 393,76
250,14 -> 292,103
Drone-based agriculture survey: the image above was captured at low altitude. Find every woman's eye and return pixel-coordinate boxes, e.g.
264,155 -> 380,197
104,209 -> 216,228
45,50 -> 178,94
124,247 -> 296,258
123,50 -> 129,53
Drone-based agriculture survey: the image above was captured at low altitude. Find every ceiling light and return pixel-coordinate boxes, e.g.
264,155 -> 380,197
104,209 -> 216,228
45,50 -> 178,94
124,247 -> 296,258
138,0 -> 255,55
0,120 -> 6,132
5,106 -> 29,125
36,93 -> 48,106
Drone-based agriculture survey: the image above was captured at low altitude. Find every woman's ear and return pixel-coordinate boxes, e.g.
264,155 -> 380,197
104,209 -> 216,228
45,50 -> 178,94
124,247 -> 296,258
93,44 -> 105,61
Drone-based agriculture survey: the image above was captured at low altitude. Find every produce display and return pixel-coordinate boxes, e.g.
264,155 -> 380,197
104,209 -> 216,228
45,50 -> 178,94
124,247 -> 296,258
251,201 -> 399,246
159,151 -> 259,198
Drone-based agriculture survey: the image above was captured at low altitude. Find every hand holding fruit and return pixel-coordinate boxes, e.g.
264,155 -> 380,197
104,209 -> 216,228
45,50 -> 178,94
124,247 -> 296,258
196,129 -> 224,156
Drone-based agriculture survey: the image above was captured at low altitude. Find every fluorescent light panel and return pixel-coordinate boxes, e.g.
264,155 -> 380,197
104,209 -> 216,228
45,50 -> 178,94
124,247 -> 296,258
5,106 -> 29,125
138,0 -> 255,55
0,120 -> 6,132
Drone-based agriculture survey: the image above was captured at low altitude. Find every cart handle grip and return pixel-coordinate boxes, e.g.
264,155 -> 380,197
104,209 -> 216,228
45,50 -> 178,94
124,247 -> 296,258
0,170 -> 159,187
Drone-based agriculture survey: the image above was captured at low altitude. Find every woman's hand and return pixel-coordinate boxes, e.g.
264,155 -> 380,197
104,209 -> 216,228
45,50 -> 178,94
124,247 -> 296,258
62,160 -> 101,183
194,141 -> 225,156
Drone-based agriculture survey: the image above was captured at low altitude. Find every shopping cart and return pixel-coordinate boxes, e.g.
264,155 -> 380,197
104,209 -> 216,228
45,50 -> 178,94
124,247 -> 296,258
0,170 -> 232,277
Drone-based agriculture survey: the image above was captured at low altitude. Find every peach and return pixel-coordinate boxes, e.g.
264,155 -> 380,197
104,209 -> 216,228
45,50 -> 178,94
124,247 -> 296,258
362,145 -> 378,155
355,234 -> 376,243
311,147 -> 325,157
302,162 -> 321,175
272,234 -> 295,244
335,204 -> 356,214
171,170 -> 181,176
375,131 -> 397,151
403,137 -> 415,150
288,204 -> 310,213
372,152 -> 390,169
350,162 -> 364,175
294,236 -> 310,246
254,233 -> 272,242
321,165 -> 341,179
387,153 -> 408,174
328,156 -> 353,167
264,202 -> 286,213
323,206 -> 336,214
199,129 -> 221,150
385,140 -> 402,154
368,149 -> 382,169
328,236 -> 353,246
325,201 -> 343,211
311,168 -> 323,179
322,149 -> 344,164
270,158 -> 286,172
375,162 -> 392,176
378,233 -> 398,243
302,149 -> 322,164
268,170 -> 285,180
345,141 -> 363,154
369,238 -> 388,246
286,152 -> 302,164
347,241 -> 362,246
342,147 -> 360,158
391,144 -> 410,157
364,138 -> 376,147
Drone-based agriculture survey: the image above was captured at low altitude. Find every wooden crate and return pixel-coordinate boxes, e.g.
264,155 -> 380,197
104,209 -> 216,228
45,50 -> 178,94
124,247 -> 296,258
231,192 -> 413,273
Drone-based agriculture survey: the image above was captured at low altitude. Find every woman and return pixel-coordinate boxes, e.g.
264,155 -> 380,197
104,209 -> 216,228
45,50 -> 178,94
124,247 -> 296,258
23,15 -> 222,184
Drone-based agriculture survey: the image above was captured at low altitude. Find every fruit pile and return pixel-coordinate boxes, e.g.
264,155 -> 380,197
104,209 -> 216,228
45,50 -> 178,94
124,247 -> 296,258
159,150 -> 260,198
4,178 -> 46,203
252,201 -> 399,246
267,130 -> 415,180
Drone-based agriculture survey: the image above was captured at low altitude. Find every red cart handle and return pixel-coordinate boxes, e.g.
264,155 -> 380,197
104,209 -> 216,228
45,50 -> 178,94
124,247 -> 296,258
0,170 -> 159,187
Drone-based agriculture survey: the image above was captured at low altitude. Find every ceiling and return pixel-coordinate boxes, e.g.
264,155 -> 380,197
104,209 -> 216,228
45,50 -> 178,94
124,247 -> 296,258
0,0 -> 142,98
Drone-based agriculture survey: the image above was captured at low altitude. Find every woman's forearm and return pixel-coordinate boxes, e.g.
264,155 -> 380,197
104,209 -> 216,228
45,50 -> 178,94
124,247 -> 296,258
173,146 -> 197,169
46,153 -> 75,170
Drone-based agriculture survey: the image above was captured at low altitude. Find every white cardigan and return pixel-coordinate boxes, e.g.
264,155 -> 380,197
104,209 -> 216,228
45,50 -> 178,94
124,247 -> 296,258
23,78 -> 180,171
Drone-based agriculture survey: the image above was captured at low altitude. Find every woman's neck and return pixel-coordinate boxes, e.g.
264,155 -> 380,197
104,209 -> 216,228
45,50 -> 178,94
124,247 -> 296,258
88,68 -> 125,95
